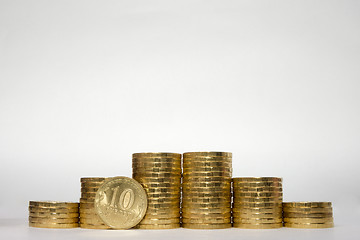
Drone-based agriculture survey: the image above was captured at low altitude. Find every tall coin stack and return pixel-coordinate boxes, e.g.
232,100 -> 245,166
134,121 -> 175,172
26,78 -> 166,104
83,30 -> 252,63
28,201 -> 79,228
80,177 -> 110,229
283,202 -> 334,228
132,152 -> 182,229
232,177 -> 283,229
182,152 -> 232,229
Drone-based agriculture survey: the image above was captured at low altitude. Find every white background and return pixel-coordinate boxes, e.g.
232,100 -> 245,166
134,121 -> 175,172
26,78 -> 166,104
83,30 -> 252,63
0,0 -> 359,239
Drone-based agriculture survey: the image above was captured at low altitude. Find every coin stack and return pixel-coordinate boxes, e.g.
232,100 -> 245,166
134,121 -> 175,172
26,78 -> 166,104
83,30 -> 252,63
283,202 -> 334,228
182,152 -> 232,229
80,177 -> 111,229
28,201 -> 79,228
232,177 -> 283,229
132,152 -> 182,229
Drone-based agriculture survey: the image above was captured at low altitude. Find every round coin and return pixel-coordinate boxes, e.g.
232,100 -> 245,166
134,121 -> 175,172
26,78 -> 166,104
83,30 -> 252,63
283,207 -> 333,213
233,177 -> 282,182
182,223 -> 232,229
284,222 -> 334,228
133,152 -> 181,158
29,212 -> 80,218
135,223 -> 180,229
234,218 -> 283,224
233,222 -> 283,229
284,217 -> 334,224
79,223 -> 110,229
29,201 -> 79,208
94,176 -> 148,229
29,206 -> 79,213
182,217 -> 231,224
29,217 -> 79,223
283,202 -> 332,208
29,222 -> 79,228
139,218 -> 180,225
284,212 -> 333,218
80,177 -> 106,183
183,152 -> 232,158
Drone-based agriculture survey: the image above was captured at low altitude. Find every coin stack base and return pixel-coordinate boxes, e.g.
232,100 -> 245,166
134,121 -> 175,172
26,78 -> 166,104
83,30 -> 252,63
132,153 -> 181,229
182,152 -> 232,229
283,202 -> 334,228
28,201 -> 79,228
80,177 -> 111,229
232,177 -> 283,229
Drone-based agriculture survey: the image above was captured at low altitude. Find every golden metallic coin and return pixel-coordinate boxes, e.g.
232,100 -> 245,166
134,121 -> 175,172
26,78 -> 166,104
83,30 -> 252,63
29,222 -> 79,228
232,206 -> 282,213
233,212 -> 282,218
233,177 -> 282,182
133,152 -> 181,158
147,198 -> 179,204
80,218 -> 105,225
145,209 -> 180,215
146,193 -> 181,199
132,162 -> 181,168
284,217 -> 334,224
236,187 -> 283,193
135,223 -> 180,229
133,167 -> 181,173
182,212 -> 231,218
284,222 -> 334,228
182,217 -> 231,224
144,187 -> 181,194
183,192 -> 231,198
81,183 -> 103,188
132,157 -> 181,163
81,187 -> 100,193
233,197 -> 283,203
284,212 -> 333,218
182,197 -> 230,203
79,213 -> 101,220
182,202 -> 230,208
182,208 -> 231,214
29,212 -> 80,218
29,201 -> 79,208
29,217 -> 79,223
133,172 -> 181,178
183,172 -> 232,177
182,186 -> 230,192
141,182 -> 181,188
183,182 -> 231,188
80,203 -> 95,209
80,198 -> 95,204
183,176 -> 232,182
183,166 -> 232,172
235,192 -> 283,198
80,223 -> 110,229
81,193 -> 97,198
80,177 -> 106,183
182,223 -> 232,229
133,176 -> 181,182
234,182 -> 282,188
79,209 -> 97,215
233,223 -> 283,229
283,207 -> 333,213
146,203 -> 180,209
234,218 -> 283,224
283,202 -> 332,208
94,176 -> 147,230
144,212 -> 181,218
235,202 -> 282,208
183,152 -> 232,158
139,218 -> 180,225
183,162 -> 232,168
29,206 -> 79,213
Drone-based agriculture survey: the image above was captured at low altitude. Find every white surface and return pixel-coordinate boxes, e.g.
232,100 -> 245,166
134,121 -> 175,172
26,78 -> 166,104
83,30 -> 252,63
1,0 -> 359,236
1,217 -> 360,240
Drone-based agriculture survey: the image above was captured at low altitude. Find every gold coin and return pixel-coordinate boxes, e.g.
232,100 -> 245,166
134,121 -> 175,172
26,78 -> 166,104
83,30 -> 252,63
183,172 -> 232,177
80,223 -> 110,229
182,186 -> 230,192
182,208 -> 231,214
81,193 -> 97,198
183,192 -> 231,198
183,166 -> 232,172
133,152 -> 181,158
133,172 -> 181,178
236,187 -> 283,193
133,162 -> 181,168
283,202 -> 332,208
133,167 -> 181,173
81,187 -> 100,193
183,176 -> 232,182
146,203 -> 180,209
283,207 -> 333,213
233,197 -> 283,203
145,208 -> 180,215
29,222 -> 79,228
182,197 -> 230,203
144,187 -> 181,194
235,202 -> 282,208
182,202 -> 230,208
235,192 -> 283,198
233,212 -> 282,218
232,207 -> 283,214
135,223 -> 180,229
29,206 -> 79,213
80,218 -> 105,225
139,218 -> 180,225
146,193 -> 181,199
95,176 -> 147,230
234,218 -> 283,224
79,213 -> 100,220
29,217 -> 79,223
233,223 -> 283,229
183,152 -> 232,158
80,177 -> 106,183
79,203 -> 95,209
79,209 -> 97,215
147,198 -> 179,204
183,182 -> 231,188
284,212 -> 333,218
141,182 -> 181,188
29,201 -> 79,208
233,177 -> 282,182
234,182 -> 282,188
284,222 -> 334,228
182,212 -> 231,218
29,212 -> 80,218
182,217 -> 231,224
80,198 -> 95,204
284,217 -> 334,224
183,162 -> 232,168
81,183 -> 103,188
142,212 -> 181,218
182,223 -> 232,229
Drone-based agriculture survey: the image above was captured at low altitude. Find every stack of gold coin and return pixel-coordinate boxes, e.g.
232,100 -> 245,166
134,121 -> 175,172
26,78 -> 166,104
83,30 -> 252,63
80,177 -> 110,229
28,201 -> 79,228
232,177 -> 283,229
132,152 -> 182,229
182,152 -> 232,229
283,202 -> 334,228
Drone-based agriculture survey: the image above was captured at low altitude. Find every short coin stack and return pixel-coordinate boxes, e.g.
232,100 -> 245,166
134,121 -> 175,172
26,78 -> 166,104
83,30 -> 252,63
28,201 -> 79,228
80,177 -> 110,229
132,152 -> 182,229
283,202 -> 334,228
232,177 -> 283,229
182,152 -> 232,229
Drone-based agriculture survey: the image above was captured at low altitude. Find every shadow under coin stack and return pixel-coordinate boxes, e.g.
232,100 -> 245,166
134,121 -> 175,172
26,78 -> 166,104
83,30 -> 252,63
232,177 -> 283,229
28,201 -> 79,228
132,152 -> 182,229
283,202 -> 334,228
182,152 -> 232,229
80,177 -> 110,229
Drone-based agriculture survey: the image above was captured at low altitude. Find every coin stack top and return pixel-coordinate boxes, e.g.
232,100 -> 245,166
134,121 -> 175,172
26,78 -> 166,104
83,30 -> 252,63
283,202 -> 334,228
79,177 -> 110,229
28,201 -> 79,228
132,152 -> 182,229
182,152 -> 232,229
232,177 -> 283,229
